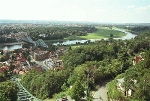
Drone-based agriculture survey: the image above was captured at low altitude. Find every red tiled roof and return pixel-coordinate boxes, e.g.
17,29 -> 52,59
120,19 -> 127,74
0,66 -> 9,72
134,55 -> 144,63
133,55 -> 144,65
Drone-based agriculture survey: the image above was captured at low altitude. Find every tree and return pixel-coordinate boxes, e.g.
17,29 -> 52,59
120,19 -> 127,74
21,69 -> 70,99
110,33 -> 113,38
9,63 -> 15,75
135,72 -> 150,101
70,80 -> 85,101
0,73 -> 6,82
0,56 -> 6,62
27,55 -> 31,63
0,80 -> 19,101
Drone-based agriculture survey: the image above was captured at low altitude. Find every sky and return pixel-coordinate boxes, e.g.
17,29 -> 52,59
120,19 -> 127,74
0,0 -> 150,23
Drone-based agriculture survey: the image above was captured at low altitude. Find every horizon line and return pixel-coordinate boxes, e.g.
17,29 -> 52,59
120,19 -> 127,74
0,19 -> 150,24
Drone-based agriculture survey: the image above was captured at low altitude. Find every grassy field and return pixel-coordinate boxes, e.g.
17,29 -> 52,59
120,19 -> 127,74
65,27 -> 126,40
78,27 -> 126,39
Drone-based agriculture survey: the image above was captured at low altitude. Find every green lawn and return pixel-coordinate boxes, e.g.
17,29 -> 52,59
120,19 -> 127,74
78,27 -> 126,39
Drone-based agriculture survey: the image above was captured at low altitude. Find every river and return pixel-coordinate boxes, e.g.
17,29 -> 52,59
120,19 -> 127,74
112,28 -> 137,40
2,44 -> 22,50
53,28 -> 137,45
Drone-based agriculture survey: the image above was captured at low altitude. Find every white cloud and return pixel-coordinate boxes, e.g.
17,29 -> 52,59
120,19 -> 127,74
136,5 -> 150,12
127,5 -> 135,9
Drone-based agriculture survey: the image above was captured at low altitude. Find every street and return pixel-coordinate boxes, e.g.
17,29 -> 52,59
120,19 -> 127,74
93,86 -> 108,101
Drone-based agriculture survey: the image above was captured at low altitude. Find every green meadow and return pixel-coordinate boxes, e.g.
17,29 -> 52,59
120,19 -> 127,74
78,27 -> 126,39
66,27 -> 126,40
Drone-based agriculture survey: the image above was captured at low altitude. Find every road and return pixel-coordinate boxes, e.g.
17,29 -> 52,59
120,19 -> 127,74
93,86 -> 107,101
92,79 -> 112,101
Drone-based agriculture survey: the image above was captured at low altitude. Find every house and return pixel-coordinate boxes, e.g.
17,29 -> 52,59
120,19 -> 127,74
45,58 -> 63,69
16,53 -> 26,63
54,60 -> 63,67
32,50 -> 49,61
0,65 -> 9,73
133,54 -> 144,65
117,78 -> 137,96
45,58 -> 54,68
13,52 -> 30,75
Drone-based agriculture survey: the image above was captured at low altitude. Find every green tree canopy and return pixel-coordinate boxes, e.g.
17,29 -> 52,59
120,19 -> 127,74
70,80 -> 85,101
0,80 -> 19,101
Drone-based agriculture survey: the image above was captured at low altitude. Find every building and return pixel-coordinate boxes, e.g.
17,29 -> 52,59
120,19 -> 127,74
13,53 -> 30,74
133,54 -> 144,65
117,78 -> 137,96
33,50 -> 49,61
0,65 -> 9,73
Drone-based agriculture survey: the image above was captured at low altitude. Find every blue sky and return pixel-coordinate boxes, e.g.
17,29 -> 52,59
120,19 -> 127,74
0,0 -> 150,23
